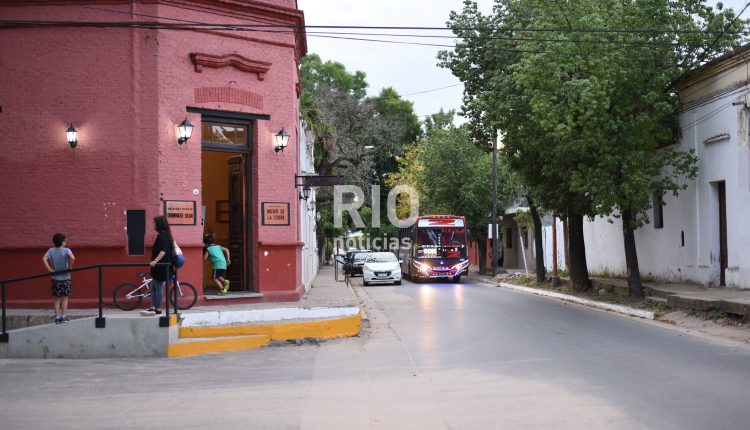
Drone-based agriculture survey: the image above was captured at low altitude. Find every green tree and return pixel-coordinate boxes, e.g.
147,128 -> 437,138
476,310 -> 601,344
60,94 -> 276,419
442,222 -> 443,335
440,0 -> 596,289
300,54 -> 419,258
389,111 -> 507,274
441,0 -> 745,296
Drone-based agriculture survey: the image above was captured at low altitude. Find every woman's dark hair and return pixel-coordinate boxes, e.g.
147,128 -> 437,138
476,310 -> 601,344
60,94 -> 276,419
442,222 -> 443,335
52,233 -> 66,247
153,215 -> 173,242
203,234 -> 215,245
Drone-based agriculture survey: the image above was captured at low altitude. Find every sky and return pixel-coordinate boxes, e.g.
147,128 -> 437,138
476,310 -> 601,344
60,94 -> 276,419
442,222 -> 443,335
296,0 -> 749,123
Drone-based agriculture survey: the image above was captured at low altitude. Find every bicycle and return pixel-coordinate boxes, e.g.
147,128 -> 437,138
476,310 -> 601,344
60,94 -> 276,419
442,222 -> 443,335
113,271 -> 198,311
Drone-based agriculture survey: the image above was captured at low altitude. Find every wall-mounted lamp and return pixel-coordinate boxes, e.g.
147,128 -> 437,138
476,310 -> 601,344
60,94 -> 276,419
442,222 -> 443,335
177,118 -> 194,145
66,124 -> 78,148
300,186 -> 311,201
274,127 -> 290,153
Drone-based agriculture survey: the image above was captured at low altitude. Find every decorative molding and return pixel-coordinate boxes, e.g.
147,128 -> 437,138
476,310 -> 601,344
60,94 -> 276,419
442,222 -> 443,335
258,242 -> 304,247
190,53 -> 272,80
703,133 -> 730,145
195,87 -> 263,109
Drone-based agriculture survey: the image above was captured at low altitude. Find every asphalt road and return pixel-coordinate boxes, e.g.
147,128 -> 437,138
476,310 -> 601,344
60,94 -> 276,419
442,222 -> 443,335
1,275 -> 749,429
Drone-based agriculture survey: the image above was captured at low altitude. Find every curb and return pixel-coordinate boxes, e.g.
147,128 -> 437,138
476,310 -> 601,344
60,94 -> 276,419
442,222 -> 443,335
481,280 -> 655,320
180,306 -> 360,327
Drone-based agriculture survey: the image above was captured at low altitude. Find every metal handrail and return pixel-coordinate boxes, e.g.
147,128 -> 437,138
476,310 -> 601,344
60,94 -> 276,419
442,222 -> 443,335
334,256 -> 348,283
0,262 -> 175,343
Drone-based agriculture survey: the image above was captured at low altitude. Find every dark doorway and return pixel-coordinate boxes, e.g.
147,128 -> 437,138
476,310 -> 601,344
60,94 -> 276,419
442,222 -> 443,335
200,118 -> 253,294
718,181 -> 727,286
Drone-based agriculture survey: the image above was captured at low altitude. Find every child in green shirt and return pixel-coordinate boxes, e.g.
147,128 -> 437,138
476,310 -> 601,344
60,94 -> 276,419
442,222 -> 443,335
203,234 -> 231,295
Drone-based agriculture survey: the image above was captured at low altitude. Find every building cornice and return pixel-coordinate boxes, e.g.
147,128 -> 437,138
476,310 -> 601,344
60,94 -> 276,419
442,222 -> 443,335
676,43 -> 750,91
0,0 -> 308,60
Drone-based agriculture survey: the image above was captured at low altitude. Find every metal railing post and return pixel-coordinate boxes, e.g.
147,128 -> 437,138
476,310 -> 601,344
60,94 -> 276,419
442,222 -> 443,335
95,266 -> 105,328
1,282 -> 8,343
159,264 -> 170,327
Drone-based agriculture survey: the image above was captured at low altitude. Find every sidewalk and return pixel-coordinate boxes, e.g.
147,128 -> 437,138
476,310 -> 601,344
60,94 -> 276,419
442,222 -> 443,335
590,277 -> 750,319
481,270 -> 750,320
1,264 -> 361,358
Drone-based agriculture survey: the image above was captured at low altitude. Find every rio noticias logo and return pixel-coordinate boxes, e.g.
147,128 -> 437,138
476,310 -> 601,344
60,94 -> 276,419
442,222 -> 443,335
333,185 -> 419,229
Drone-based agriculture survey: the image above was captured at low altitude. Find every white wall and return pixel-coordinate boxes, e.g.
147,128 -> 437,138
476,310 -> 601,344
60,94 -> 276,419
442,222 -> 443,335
583,80 -> 750,288
299,121 -> 319,291
542,218 -> 567,272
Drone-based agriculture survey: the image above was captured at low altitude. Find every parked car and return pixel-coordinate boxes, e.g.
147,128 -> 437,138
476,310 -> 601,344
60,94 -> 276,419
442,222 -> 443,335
347,251 -> 371,276
362,252 -> 402,286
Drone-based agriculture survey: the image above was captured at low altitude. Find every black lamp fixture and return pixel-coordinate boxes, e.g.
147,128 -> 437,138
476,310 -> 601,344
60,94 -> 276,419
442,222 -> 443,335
274,127 -> 290,153
300,186 -> 311,201
177,118 -> 194,145
66,124 -> 78,148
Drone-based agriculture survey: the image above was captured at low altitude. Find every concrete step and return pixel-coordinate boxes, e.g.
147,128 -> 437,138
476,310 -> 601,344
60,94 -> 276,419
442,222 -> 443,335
645,296 -> 669,306
179,313 -> 361,342
648,288 -> 676,299
167,334 -> 269,358
665,295 -> 750,318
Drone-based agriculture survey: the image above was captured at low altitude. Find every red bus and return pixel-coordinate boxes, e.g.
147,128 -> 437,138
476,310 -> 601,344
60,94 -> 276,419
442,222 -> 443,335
397,215 -> 469,282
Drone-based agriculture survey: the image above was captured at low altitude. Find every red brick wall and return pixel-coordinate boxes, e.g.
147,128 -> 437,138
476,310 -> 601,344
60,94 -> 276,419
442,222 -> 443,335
0,0 -> 306,304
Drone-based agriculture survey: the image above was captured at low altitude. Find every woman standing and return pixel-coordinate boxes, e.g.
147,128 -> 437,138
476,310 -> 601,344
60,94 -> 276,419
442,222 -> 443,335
147,215 -> 174,315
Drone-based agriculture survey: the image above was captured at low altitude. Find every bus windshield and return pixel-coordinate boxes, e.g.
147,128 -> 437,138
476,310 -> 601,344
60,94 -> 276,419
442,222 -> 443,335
415,227 -> 466,259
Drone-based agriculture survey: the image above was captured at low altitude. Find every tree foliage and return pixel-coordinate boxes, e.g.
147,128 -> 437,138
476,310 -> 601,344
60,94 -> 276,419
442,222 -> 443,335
388,110 -> 510,244
299,54 -> 419,253
440,0 -> 747,295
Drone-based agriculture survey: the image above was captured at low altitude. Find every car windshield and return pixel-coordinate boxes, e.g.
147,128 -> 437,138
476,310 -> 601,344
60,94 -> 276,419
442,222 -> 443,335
366,253 -> 397,263
353,252 -> 370,260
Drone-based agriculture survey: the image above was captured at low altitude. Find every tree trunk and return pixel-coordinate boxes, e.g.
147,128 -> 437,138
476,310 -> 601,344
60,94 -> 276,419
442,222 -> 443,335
621,209 -> 644,298
528,196 -> 546,282
316,229 -> 327,265
568,209 -> 592,291
563,216 -> 570,271
478,239 -> 487,275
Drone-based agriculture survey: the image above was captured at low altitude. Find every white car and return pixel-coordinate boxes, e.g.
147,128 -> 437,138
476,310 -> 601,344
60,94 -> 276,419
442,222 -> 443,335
362,252 -> 402,286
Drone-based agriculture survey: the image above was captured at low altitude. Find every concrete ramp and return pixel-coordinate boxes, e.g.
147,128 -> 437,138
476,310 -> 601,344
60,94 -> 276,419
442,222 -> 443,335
0,306 -> 361,359
0,315 -> 177,359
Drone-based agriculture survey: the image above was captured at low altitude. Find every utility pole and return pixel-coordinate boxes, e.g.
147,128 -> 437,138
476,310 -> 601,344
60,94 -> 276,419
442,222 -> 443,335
491,132 -> 499,277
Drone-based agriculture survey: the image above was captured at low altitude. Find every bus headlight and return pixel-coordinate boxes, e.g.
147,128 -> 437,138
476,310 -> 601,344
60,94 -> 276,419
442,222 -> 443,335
451,260 -> 470,271
413,260 -> 431,273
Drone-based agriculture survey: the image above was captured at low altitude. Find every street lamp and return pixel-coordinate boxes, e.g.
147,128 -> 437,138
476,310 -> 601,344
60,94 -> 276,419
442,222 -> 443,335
274,127 -> 290,153
66,124 -> 78,148
177,118 -> 194,145
300,186 -> 311,201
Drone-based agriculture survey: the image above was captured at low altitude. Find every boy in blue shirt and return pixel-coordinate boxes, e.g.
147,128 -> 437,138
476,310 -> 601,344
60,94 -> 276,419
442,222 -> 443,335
203,234 -> 231,295
42,233 -> 76,324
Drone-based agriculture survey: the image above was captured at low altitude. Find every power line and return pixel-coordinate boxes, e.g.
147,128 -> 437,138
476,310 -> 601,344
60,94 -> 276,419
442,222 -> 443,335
401,84 -> 462,96
2,18 -> 748,36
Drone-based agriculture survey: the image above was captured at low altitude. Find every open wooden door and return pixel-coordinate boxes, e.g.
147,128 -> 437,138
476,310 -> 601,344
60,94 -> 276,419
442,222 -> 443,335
227,156 -> 246,291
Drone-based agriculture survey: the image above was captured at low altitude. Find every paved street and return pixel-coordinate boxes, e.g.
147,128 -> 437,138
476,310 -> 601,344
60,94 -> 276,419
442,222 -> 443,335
2,275 -> 750,429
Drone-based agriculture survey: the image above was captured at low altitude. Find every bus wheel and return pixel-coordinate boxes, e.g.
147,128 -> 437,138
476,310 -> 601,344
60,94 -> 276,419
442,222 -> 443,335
452,275 -> 462,283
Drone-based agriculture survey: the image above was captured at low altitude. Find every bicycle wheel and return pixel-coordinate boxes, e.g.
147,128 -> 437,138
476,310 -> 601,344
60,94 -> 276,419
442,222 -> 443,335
113,282 -> 143,311
169,282 -> 198,310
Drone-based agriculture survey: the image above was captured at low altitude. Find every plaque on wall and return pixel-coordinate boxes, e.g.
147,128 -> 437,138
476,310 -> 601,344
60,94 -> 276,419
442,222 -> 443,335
163,200 -> 197,226
262,202 -> 290,226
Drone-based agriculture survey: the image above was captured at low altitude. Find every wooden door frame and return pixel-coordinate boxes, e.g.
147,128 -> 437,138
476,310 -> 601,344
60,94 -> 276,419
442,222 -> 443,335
198,114 -> 256,293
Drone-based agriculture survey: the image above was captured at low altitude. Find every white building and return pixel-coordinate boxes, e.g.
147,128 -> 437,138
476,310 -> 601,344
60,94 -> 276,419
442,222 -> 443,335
583,44 -> 750,288
299,120 -> 319,291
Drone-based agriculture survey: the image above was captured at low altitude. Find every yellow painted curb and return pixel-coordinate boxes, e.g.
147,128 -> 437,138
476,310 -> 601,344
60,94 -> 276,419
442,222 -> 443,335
179,311 -> 361,341
168,335 -> 269,358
